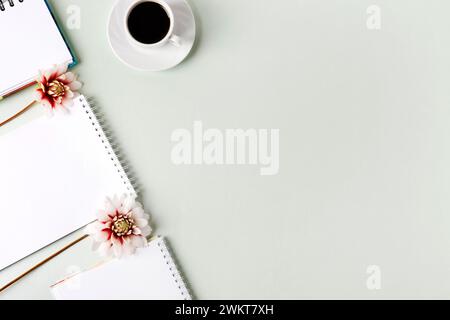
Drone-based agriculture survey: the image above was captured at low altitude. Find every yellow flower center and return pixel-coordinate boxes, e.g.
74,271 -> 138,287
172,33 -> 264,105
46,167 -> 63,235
112,217 -> 132,236
47,80 -> 66,98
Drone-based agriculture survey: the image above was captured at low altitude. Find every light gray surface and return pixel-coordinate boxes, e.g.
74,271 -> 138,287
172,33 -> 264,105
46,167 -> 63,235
2,0 -> 450,299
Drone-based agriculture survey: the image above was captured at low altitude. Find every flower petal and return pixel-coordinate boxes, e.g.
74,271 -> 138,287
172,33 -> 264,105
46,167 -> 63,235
61,71 -> 75,83
46,65 -> 58,80
39,97 -> 52,109
84,222 -> 99,235
34,89 -> 45,102
112,243 -> 123,258
111,195 -> 122,210
62,96 -> 74,108
121,239 -> 135,256
56,63 -> 68,76
96,210 -> 109,222
122,196 -> 135,214
104,197 -> 116,213
98,241 -> 113,257
131,206 -> 145,219
140,225 -> 152,237
94,230 -> 110,243
131,235 -> 147,248
64,89 -> 74,99
69,80 -> 82,91
135,218 -> 148,228
36,71 -> 45,84
132,226 -> 142,235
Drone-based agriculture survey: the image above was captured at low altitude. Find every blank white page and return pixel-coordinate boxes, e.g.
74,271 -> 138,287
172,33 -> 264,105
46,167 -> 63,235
0,96 -> 135,270
51,237 -> 191,300
0,0 -> 73,96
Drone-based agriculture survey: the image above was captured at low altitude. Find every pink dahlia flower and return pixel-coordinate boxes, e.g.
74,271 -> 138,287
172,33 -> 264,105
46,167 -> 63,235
34,64 -> 82,112
86,195 -> 152,258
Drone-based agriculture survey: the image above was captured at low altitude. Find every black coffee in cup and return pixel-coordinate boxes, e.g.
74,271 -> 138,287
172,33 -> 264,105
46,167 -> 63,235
127,1 -> 171,45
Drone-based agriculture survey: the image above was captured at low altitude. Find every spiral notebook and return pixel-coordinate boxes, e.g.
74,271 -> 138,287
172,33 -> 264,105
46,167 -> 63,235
51,237 -> 192,300
0,96 -> 134,271
0,0 -> 76,98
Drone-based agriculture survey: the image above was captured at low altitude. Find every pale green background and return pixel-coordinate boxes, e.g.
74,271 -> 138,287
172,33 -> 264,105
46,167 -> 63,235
2,0 -> 450,299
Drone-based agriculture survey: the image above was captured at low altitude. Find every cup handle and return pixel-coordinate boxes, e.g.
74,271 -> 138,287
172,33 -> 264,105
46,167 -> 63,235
169,34 -> 182,47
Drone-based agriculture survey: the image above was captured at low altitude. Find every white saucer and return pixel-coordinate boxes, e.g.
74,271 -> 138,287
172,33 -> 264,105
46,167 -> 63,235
108,0 -> 196,71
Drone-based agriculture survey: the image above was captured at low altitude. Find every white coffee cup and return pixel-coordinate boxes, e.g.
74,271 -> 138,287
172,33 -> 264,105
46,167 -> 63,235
124,0 -> 181,49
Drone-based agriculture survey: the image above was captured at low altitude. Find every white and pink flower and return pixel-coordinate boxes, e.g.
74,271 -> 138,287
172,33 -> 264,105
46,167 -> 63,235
34,64 -> 82,113
86,195 -> 152,258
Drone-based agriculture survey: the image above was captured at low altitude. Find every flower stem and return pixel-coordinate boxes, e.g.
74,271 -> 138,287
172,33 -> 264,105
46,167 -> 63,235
0,100 -> 36,128
0,234 -> 89,293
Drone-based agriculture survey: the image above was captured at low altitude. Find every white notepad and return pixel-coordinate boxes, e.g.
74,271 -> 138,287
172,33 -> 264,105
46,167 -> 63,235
0,0 -> 75,97
51,237 -> 191,300
0,96 -> 134,270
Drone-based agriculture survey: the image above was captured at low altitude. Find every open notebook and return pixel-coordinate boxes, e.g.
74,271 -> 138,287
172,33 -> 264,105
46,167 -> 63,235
51,237 -> 191,300
0,0 -> 76,98
0,96 -> 134,270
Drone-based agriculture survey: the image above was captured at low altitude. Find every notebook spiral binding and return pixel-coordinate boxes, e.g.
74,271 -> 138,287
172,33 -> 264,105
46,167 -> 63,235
0,0 -> 24,12
79,96 -> 142,196
157,236 -> 193,300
